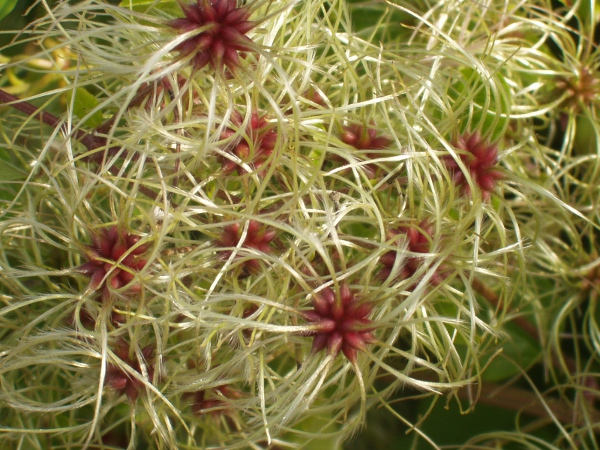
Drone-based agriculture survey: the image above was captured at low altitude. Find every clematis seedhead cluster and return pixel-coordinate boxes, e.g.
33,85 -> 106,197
170,0 -> 256,72
216,220 -> 277,274
303,284 -> 375,363
77,226 -> 149,302
218,110 -> 278,174
443,132 -> 503,200
106,340 -> 156,402
2,0 -> 595,448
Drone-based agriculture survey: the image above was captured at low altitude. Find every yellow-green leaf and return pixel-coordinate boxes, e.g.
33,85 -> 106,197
119,0 -> 178,13
67,88 -> 104,128
0,0 -> 18,22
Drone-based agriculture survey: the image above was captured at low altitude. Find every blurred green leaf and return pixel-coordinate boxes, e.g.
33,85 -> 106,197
420,396 -> 520,447
67,88 -> 104,128
348,0 -> 413,42
120,0 -> 161,5
0,163 -> 23,182
0,0 -> 18,22
119,0 -> 178,13
574,114 -> 598,156
288,412 -> 342,449
481,323 -> 541,383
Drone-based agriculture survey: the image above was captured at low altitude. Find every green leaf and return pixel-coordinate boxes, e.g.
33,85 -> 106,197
67,88 -> 104,128
419,396 -> 519,447
0,0 -> 18,22
287,411 -> 341,448
119,0 -> 178,13
0,163 -> 23,181
574,114 -> 598,156
119,0 -> 154,6
481,323 -> 541,383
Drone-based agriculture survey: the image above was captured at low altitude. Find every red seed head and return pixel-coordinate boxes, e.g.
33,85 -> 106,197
76,226 -> 149,302
219,110 -> 278,175
378,220 -> 445,285
303,283 -> 375,363
443,131 -> 503,200
556,66 -> 600,114
217,220 -> 277,274
336,123 -> 390,178
341,123 -> 390,151
170,0 -> 257,72
106,339 -> 155,402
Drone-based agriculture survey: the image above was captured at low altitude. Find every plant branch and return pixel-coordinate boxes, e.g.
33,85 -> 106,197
0,88 -> 169,204
457,379 -> 600,426
0,88 -> 106,151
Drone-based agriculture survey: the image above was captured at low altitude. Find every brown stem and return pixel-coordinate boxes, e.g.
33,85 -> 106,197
0,88 -> 167,204
457,379 -> 600,426
0,88 -> 106,151
399,371 -> 600,429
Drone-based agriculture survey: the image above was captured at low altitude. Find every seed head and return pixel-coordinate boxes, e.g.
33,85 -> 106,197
219,110 -> 278,174
105,340 -> 155,402
556,66 -> 600,112
443,131 -> 503,200
217,220 -> 277,274
378,221 -> 445,285
77,226 -> 148,302
303,283 -> 375,363
341,123 -> 390,151
185,385 -> 241,417
170,0 -> 256,72
338,123 -> 390,178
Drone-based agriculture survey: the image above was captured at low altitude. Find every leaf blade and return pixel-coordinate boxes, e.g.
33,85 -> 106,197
0,0 -> 18,22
